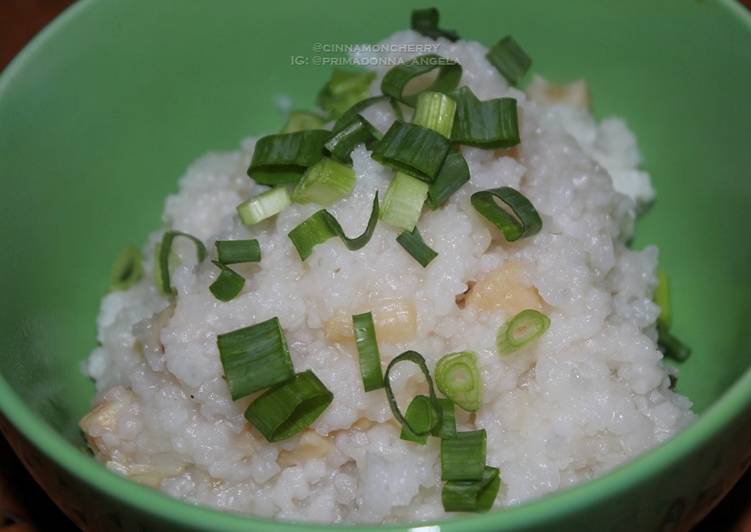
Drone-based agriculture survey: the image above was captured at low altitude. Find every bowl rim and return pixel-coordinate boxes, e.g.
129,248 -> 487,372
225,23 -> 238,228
1,0 -> 750,530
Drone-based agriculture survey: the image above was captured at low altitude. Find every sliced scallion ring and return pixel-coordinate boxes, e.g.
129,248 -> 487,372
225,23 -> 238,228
486,35 -> 532,87
451,86 -> 519,148
325,115 -> 381,164
410,8 -> 459,42
471,187 -> 542,241
383,350 -> 440,436
352,311 -> 384,392
288,192 -> 379,260
110,245 -> 143,291
399,395 -> 438,444
381,54 -> 462,107
157,230 -> 207,296
412,91 -> 457,138
496,309 -> 550,354
247,130 -> 330,185
244,370 -> 333,442
381,173 -> 429,232
333,95 -> 402,131
371,121 -> 451,182
236,187 -> 292,226
440,429 -> 487,481
209,261 -> 245,302
317,69 -> 376,120
427,150 -> 471,209
442,466 -> 501,512
431,398 -> 457,439
657,328 -> 691,362
280,110 -> 326,133
217,316 -> 294,399
215,240 -> 261,265
435,351 -> 482,412
292,157 -> 356,206
396,227 -> 438,267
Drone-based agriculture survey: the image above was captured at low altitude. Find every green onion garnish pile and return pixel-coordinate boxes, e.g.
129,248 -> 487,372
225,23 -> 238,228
100,6 -> 693,517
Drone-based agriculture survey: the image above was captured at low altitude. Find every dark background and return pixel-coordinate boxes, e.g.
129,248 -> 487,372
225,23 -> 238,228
1,1 -> 749,530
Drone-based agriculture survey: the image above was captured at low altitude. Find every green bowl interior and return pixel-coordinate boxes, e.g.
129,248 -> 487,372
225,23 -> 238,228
1,0 -> 750,530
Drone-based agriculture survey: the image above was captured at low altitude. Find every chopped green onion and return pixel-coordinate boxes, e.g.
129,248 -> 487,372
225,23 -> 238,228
410,7 -> 459,42
381,54 -> 462,107
281,110 -> 326,133
657,329 -> 691,362
217,317 -> 294,399
245,369 -> 333,442
157,231 -> 207,296
325,115 -> 380,164
655,269 -> 672,330
215,240 -> 261,265
247,130 -> 330,185
497,309 -> 550,354
435,351 -> 482,412
371,121 -> 451,182
352,312 -> 384,392
431,397 -> 457,439
381,173 -> 429,232
317,69 -> 376,120
471,187 -> 542,241
110,245 -> 143,291
442,466 -> 500,512
209,261 -> 245,302
400,395 -> 438,444
486,35 -> 532,86
237,187 -> 292,226
292,157 -> 356,206
396,227 -> 438,267
413,91 -> 457,138
333,95 -> 402,131
384,350 -> 440,436
451,87 -> 519,148
427,150 -> 471,209
441,429 -> 487,481
288,193 -> 379,260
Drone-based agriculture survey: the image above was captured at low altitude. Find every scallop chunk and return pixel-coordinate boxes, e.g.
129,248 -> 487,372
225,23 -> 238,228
277,430 -> 334,467
466,260 -> 544,314
527,75 -> 591,110
325,298 -> 417,344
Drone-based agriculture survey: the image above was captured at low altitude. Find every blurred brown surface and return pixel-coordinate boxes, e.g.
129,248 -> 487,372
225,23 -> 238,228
1,1 -> 751,531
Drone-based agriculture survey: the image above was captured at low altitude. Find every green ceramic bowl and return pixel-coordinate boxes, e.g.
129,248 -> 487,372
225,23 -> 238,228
1,0 -> 750,530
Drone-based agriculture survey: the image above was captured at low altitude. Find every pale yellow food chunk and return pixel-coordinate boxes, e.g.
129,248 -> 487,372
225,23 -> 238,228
527,75 -> 591,110
466,260 -> 544,314
324,298 -> 417,344
277,431 -> 334,467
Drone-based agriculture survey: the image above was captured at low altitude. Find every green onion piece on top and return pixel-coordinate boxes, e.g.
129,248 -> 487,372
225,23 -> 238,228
657,329 -> 692,362
435,351 -> 482,412
441,429 -> 487,481
217,316 -> 294,399
352,312 -> 385,392
288,192 -> 379,260
110,245 -> 143,291
215,240 -> 261,265
371,121 -> 451,182
247,130 -> 330,185
413,91 -> 457,138
325,115 -> 381,164
427,150 -> 471,209
333,95 -> 402,131
410,7 -> 459,42
381,173 -> 429,232
157,230 -> 207,296
451,87 -> 520,148
245,370 -> 333,442
442,466 -> 501,513
317,69 -> 376,120
280,110 -> 326,133
654,269 -> 672,330
400,395 -> 439,445
384,350 -> 440,436
292,157 -> 356,206
381,54 -> 462,107
237,187 -> 292,226
209,261 -> 245,302
396,227 -> 438,267
497,309 -> 550,354
471,187 -> 542,241
431,397 -> 457,439
486,35 -> 532,87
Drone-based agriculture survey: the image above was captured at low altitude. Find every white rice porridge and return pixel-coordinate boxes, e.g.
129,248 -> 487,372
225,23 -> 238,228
80,30 -> 693,524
